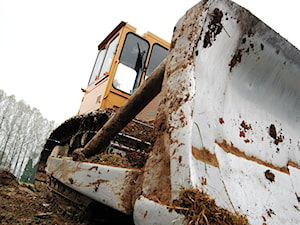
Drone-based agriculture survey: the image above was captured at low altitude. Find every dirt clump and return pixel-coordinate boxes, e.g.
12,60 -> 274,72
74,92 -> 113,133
0,169 -> 82,225
172,188 -> 249,225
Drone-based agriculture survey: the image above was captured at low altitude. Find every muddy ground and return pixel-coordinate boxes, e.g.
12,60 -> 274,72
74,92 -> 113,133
0,169 -> 81,225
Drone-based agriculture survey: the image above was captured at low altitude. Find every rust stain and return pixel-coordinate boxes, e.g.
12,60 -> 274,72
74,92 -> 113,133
88,166 -> 98,171
239,131 -> 245,138
295,193 -> 300,203
86,179 -> 109,192
144,210 -> 148,218
266,208 -> 276,217
288,161 -> 300,170
178,155 -> 182,164
229,48 -> 243,72
240,120 -> 252,131
192,146 -> 219,167
244,139 -> 250,143
216,140 -> 290,174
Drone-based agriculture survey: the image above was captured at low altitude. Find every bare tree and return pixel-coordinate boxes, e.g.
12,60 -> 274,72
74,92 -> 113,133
0,89 -> 56,180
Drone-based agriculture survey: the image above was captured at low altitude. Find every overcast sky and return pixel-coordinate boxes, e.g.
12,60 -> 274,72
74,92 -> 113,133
1,0 -> 299,124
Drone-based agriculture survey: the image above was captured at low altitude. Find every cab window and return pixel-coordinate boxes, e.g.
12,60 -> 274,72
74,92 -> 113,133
88,49 -> 106,85
113,33 -> 149,94
145,44 -> 168,80
88,34 -> 120,86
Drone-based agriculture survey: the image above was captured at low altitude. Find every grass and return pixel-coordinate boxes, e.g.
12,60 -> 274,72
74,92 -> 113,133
172,188 -> 249,225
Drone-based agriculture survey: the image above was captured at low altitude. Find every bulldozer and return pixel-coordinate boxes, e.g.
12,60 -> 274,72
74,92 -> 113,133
36,0 -> 300,224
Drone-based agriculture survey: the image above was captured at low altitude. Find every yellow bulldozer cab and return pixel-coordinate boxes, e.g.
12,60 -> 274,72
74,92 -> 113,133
78,22 -> 169,121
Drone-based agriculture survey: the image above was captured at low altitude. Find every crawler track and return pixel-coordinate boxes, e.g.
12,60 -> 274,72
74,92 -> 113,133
35,109 -> 110,186
35,109 -> 153,223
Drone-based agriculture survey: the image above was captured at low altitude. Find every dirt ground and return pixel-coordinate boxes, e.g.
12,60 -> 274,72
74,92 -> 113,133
0,169 -> 80,225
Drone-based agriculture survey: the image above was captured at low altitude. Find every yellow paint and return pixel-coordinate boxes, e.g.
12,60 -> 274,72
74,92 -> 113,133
78,22 -> 169,121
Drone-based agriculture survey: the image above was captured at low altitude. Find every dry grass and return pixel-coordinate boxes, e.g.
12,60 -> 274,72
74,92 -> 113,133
172,188 -> 249,225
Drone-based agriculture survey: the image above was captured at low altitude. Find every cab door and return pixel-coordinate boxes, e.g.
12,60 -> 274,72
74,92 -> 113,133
78,33 -> 120,114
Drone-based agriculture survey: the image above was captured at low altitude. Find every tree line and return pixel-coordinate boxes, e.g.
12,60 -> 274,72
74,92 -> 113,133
0,89 -> 56,182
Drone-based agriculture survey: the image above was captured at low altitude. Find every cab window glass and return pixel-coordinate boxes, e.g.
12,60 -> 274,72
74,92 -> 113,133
88,49 -> 106,86
113,33 -> 149,94
145,44 -> 168,79
98,34 -> 120,79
